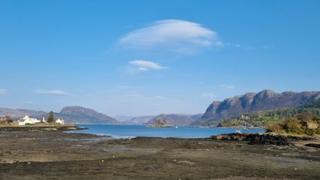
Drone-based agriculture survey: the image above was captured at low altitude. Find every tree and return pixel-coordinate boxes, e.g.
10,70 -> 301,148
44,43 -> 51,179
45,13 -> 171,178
47,111 -> 55,123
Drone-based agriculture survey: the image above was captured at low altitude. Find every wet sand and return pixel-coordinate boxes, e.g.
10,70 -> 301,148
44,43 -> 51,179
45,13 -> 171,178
0,130 -> 319,180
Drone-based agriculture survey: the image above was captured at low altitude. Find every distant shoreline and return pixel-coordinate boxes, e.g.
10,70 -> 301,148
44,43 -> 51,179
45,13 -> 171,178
0,124 -> 83,131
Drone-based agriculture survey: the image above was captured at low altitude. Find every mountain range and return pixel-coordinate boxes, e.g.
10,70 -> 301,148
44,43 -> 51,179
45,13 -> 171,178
0,106 -> 117,124
194,90 -> 320,126
0,108 -> 46,118
1,90 -> 320,126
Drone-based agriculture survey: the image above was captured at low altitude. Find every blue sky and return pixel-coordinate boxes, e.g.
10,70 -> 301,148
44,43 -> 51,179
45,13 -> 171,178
0,0 -> 320,116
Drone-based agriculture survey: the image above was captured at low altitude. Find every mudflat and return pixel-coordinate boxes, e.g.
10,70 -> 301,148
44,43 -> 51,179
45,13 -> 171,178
0,130 -> 319,180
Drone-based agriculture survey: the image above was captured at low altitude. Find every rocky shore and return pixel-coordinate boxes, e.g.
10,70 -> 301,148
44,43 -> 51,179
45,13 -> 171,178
211,133 -> 316,145
0,124 -> 84,132
0,130 -> 319,180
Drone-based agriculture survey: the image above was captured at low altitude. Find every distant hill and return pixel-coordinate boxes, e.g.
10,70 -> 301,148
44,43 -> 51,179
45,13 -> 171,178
55,106 -> 117,124
218,99 -> 320,130
128,116 -> 155,124
114,115 -> 155,125
147,114 -> 201,126
0,106 -> 117,124
193,90 -> 320,126
0,108 -> 46,119
219,105 -> 320,128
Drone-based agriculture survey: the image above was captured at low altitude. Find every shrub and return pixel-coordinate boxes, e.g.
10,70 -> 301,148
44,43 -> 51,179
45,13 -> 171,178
266,122 -> 284,133
305,129 -> 315,136
296,112 -> 313,122
47,111 -> 55,123
283,118 -> 304,134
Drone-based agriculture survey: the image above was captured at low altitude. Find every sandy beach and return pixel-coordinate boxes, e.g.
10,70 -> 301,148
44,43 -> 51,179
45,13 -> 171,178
0,130 -> 319,180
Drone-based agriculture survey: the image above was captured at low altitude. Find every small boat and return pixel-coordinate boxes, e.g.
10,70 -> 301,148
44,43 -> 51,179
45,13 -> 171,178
235,129 -> 242,134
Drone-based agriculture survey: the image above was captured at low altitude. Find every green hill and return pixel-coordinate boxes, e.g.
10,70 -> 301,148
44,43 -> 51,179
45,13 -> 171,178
219,100 -> 320,128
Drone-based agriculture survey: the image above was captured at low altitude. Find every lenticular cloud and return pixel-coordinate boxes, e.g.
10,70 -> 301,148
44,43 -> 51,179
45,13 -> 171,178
119,19 -> 220,54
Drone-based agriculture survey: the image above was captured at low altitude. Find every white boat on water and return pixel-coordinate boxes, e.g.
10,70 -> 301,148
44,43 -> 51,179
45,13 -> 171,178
235,129 -> 242,134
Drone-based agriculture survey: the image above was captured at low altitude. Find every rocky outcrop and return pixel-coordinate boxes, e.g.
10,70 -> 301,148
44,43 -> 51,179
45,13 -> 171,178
211,133 -> 316,146
196,90 -> 320,126
148,119 -> 171,128
129,116 -> 155,124
147,114 -> 201,126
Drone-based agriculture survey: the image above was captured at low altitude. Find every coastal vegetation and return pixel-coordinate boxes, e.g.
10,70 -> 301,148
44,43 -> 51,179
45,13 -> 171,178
219,100 -> 320,136
47,111 -> 55,123
266,112 -> 320,136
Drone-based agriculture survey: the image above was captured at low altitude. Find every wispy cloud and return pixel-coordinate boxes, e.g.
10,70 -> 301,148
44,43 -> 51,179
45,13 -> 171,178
129,60 -> 166,71
119,19 -> 220,54
0,89 -> 7,96
35,89 -> 71,96
219,84 -> 236,90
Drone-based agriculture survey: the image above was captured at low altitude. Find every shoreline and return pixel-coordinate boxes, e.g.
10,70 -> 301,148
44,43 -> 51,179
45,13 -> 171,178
0,124 -> 85,131
0,129 -> 319,179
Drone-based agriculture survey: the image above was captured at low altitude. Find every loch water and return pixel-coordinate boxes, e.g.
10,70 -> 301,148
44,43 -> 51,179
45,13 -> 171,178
73,124 -> 265,139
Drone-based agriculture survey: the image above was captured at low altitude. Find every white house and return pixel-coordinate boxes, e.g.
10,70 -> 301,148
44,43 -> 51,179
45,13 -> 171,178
55,118 -> 64,125
41,117 -> 47,123
18,115 -> 41,126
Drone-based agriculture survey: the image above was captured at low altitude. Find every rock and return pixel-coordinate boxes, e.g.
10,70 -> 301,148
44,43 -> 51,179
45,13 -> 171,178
146,114 -> 201,126
195,90 -> 320,126
211,133 -> 290,145
305,143 -> 320,148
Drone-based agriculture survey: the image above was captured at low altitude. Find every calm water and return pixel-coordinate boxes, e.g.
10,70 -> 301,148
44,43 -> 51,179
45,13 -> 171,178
72,124 -> 265,139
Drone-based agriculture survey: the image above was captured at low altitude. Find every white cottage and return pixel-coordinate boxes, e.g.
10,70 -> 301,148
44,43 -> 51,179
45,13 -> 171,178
18,115 -> 41,126
41,117 -> 47,123
55,118 -> 64,125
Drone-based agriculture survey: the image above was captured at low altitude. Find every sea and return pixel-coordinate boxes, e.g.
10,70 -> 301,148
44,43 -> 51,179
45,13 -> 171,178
71,124 -> 265,139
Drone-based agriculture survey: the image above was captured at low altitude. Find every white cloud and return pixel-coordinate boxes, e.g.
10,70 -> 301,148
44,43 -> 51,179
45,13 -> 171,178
119,19 -> 220,54
35,89 -> 71,96
129,60 -> 166,71
0,89 -> 7,95
219,84 -> 236,90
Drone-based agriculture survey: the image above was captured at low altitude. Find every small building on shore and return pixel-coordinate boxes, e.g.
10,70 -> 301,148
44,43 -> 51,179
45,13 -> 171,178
18,115 -> 41,126
16,115 -> 65,126
55,118 -> 64,125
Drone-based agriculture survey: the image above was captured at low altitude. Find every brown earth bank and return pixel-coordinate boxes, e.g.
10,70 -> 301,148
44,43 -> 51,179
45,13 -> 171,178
0,130 -> 319,180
